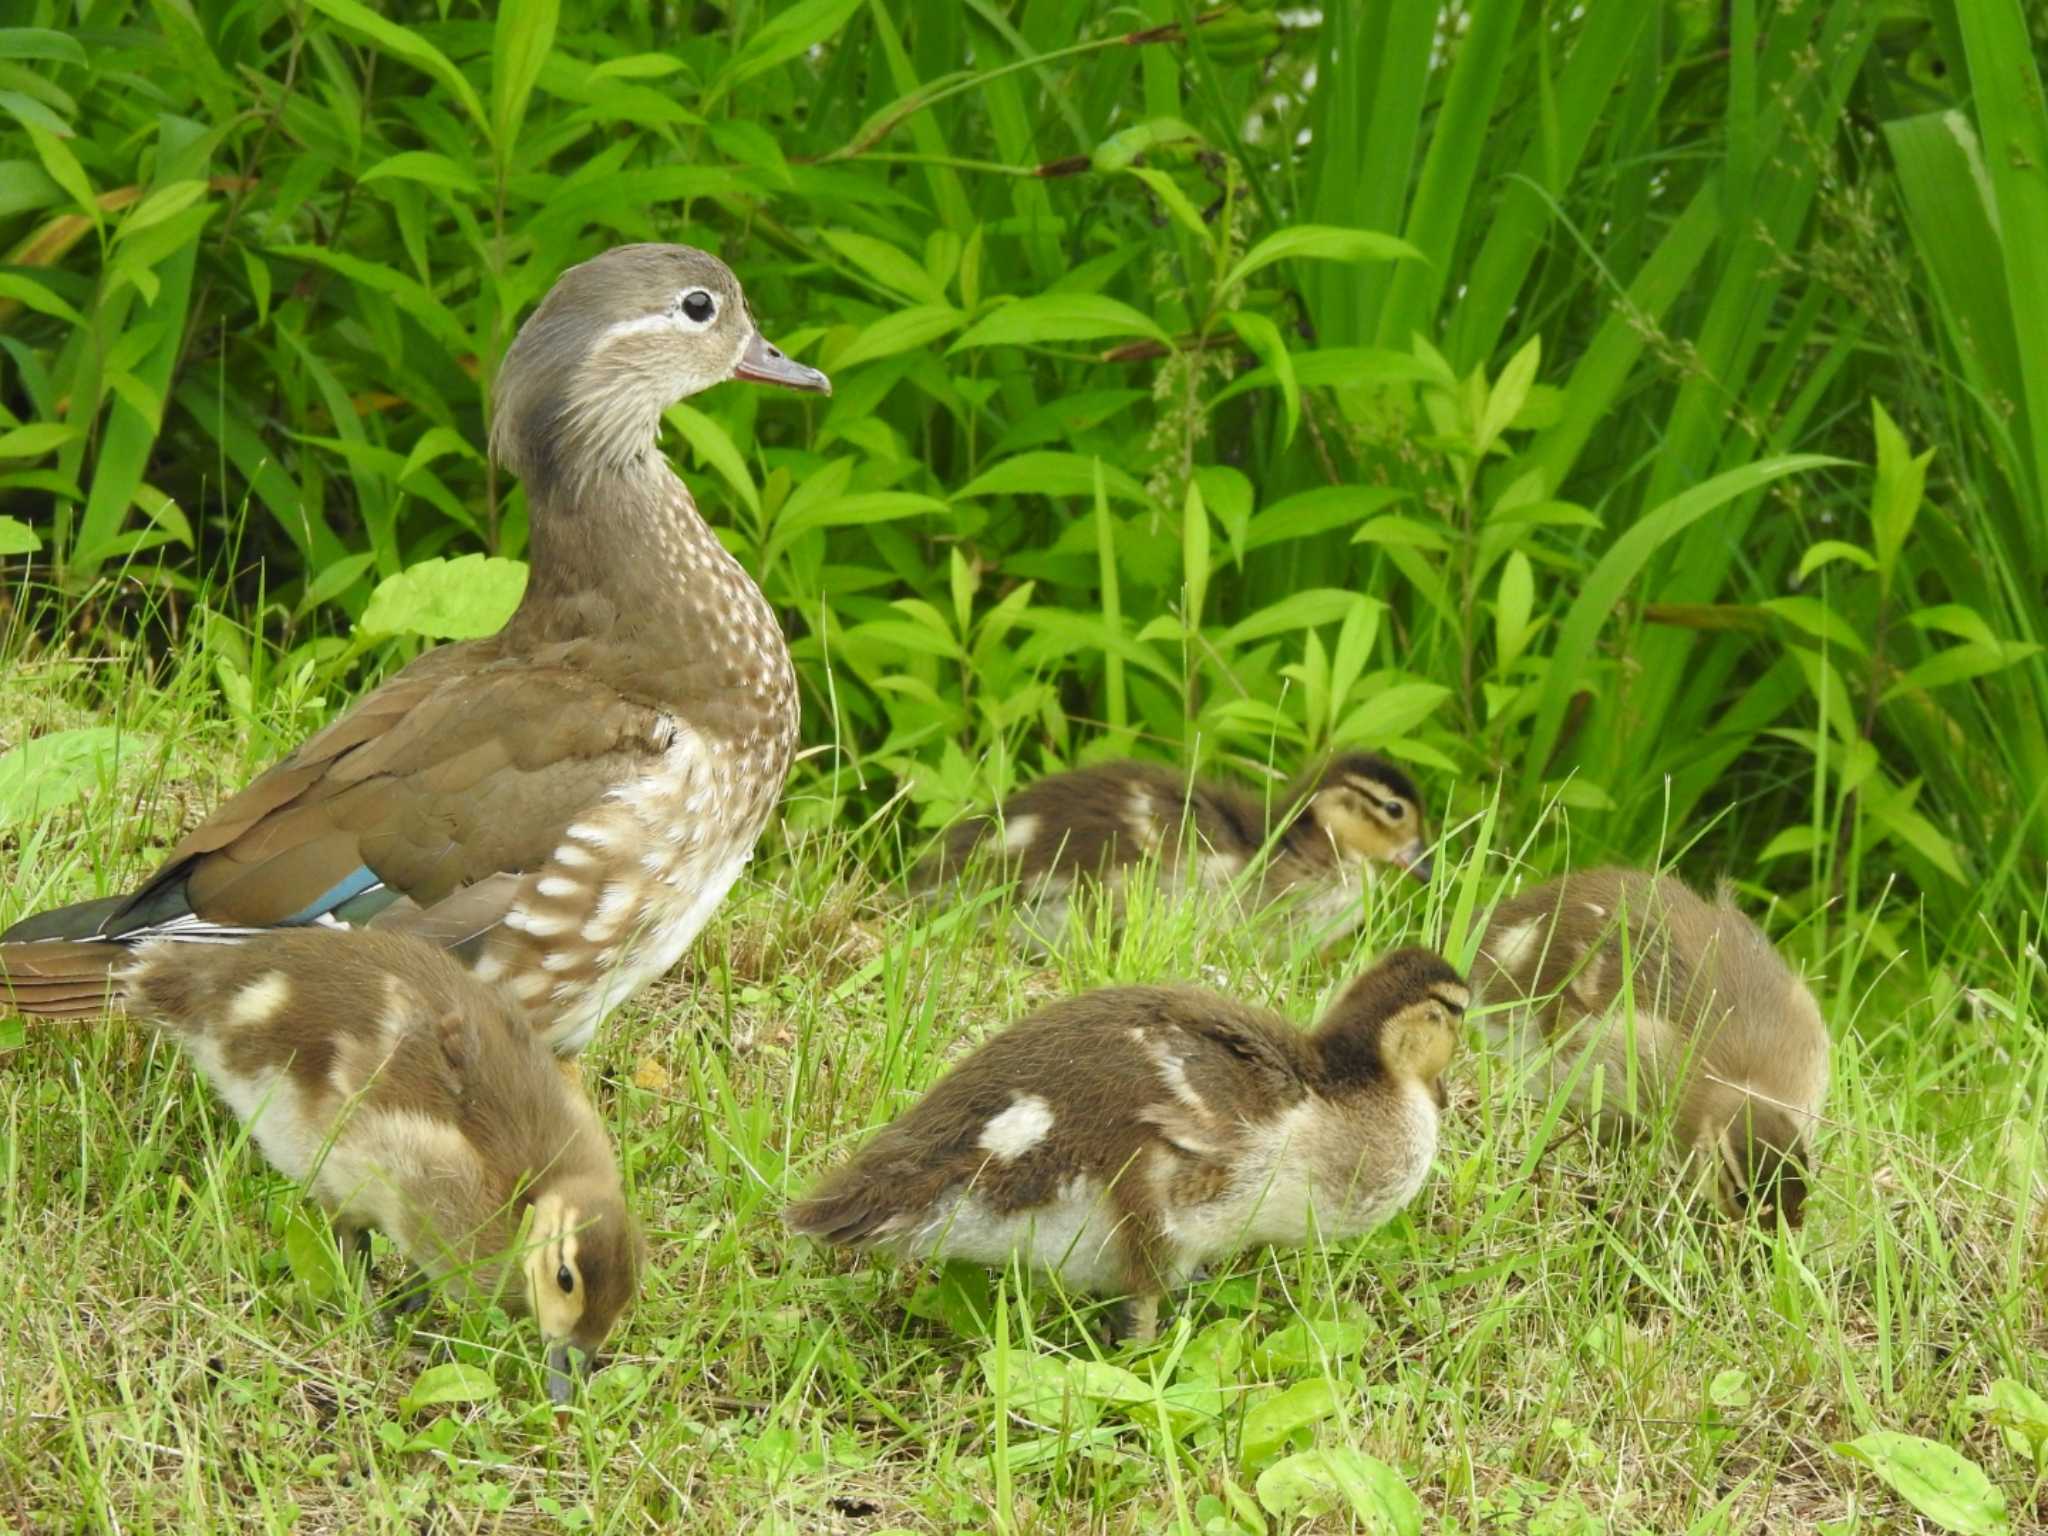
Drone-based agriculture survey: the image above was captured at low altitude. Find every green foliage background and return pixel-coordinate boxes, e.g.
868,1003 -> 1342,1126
1,0 -> 2044,957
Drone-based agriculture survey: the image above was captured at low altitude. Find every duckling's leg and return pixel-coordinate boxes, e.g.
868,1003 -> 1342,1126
1107,1293 -> 1160,1346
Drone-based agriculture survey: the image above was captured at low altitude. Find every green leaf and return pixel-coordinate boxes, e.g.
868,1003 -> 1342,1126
1868,399 -> 1932,592
1182,478 -> 1210,629
1476,335 -> 1541,457
1762,596 -> 1868,656
0,727 -> 145,823
491,0 -> 557,156
1336,681 -> 1453,744
1832,1432 -> 2007,1535
767,492 -> 947,571
833,304 -> 963,370
358,151 -> 480,193
952,294 -> 1171,352
1966,1378 -> 2048,1463
1883,641 -> 2043,701
1225,589 -> 1367,646
0,422 -> 80,458
1221,224 -> 1420,294
303,0 -> 487,133
281,1208 -> 346,1302
666,403 -> 760,518
1254,1447 -> 1420,1533
116,180 -> 208,240
0,514 -> 41,555
1796,539 -> 1878,581
956,452 -> 1152,505
1092,117 -> 1202,173
976,1347 -> 1150,1431
1520,455 -> 1843,793
1125,166 -> 1213,247
1243,486 -> 1409,553
1239,1379 -> 1344,1468
1250,1318 -> 1368,1372
399,1362 -> 499,1419
360,555 -> 529,640
1,91 -> 75,140
726,0 -> 864,88
24,121 -> 93,220
1495,550 -> 1534,674
0,27 -> 88,66
819,230 -> 949,307
0,273 -> 84,326
1225,310 -> 1299,446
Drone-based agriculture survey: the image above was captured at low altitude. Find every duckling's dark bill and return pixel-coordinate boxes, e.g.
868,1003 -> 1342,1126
735,331 -> 830,393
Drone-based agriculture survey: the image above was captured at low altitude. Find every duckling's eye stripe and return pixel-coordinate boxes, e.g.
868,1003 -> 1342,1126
1428,987 -> 1468,1014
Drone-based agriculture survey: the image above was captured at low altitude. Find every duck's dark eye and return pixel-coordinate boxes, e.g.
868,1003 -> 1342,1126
680,289 -> 715,324
557,1264 -> 575,1294
1382,801 -> 1406,819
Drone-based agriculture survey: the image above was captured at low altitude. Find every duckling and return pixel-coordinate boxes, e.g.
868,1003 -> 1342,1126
1472,867 -> 1828,1227
784,946 -> 1467,1341
915,753 -> 1431,947
121,928 -> 643,1401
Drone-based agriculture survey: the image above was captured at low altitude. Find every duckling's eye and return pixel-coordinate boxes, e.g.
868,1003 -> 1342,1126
679,289 -> 716,324
1382,800 -> 1407,820
556,1263 -> 576,1294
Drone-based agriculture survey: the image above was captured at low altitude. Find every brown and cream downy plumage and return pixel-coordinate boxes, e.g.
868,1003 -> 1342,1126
914,754 -> 1432,946
122,929 -> 643,1401
1473,867 -> 1829,1227
785,946 -> 1467,1341
2,245 -> 828,1057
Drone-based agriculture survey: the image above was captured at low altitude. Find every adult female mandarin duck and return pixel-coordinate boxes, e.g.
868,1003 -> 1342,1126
1,246 -> 828,1054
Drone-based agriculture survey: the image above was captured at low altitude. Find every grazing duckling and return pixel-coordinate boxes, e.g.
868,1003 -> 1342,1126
915,754 -> 1432,946
1473,867 -> 1828,1227
122,929 -> 643,1401
784,946 -> 1467,1341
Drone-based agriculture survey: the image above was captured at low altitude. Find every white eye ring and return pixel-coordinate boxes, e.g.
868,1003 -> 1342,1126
676,289 -> 716,326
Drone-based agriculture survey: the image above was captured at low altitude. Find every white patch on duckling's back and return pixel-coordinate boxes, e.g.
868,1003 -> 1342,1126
1000,814 -> 1040,855
1484,919 -> 1541,975
226,973 -> 291,1031
977,1094 -> 1055,1160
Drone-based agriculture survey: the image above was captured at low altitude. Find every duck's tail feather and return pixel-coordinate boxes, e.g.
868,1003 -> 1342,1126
0,938 -> 131,1018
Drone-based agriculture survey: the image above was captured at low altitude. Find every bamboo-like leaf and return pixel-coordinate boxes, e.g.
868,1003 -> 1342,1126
304,0 -> 487,133
1520,455 -> 1843,791
491,0 -> 557,158
952,293 -> 1170,352
1220,224 -> 1420,295
726,0 -> 864,88
833,305 -> 963,370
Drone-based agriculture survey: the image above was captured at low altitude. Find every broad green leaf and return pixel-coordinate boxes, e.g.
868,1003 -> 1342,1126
1495,550 -> 1535,674
2,91 -> 75,141
1239,1379 -> 1344,1467
768,492 -> 947,569
1476,335 -> 1541,457
1868,399 -> 1932,592
833,305 -> 963,370
0,515 -> 41,555
281,1208 -> 346,1302
1906,604 -> 2001,648
1221,224 -> 1420,294
0,273 -> 83,326
952,294 -> 1171,352
1250,1318 -> 1368,1371
491,0 -> 557,155
819,230 -> 949,307
976,1347 -> 1149,1431
666,402 -> 760,518
1225,589 -> 1365,647
1966,1378 -> 2048,1463
1243,486 -> 1408,553
304,0 -> 487,132
1125,166 -> 1213,247
1521,455 -> 1843,793
1832,1432 -> 2007,1535
269,245 -> 471,355
956,452 -> 1151,505
1254,1447 -> 1420,1533
1762,596 -> 1868,656
1883,641 -> 2044,701
116,180 -> 207,240
1225,310 -> 1299,446
1337,682 -> 1453,743
726,0 -> 864,87
24,121 -> 93,220
399,1362 -> 499,1419
0,27 -> 88,66
0,422 -> 79,458
0,727 -> 148,823
1796,539 -> 1878,581
360,555 -> 529,640
1758,825 -> 1826,862
359,151 -> 480,193
1182,479 -> 1210,629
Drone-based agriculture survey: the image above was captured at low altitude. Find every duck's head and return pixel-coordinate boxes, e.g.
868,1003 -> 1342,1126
491,243 -> 829,495
1292,753 -> 1433,883
1313,945 -> 1468,1100
522,1178 -> 646,1405
1699,1099 -> 1814,1230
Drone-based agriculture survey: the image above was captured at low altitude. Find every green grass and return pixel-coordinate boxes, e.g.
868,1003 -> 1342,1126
4,646 -> 2044,1535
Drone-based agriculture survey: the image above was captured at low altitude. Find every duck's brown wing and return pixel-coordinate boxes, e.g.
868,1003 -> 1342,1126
1,645 -> 673,1013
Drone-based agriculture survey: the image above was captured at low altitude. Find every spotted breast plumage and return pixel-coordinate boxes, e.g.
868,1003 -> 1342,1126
0,245 -> 829,1054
